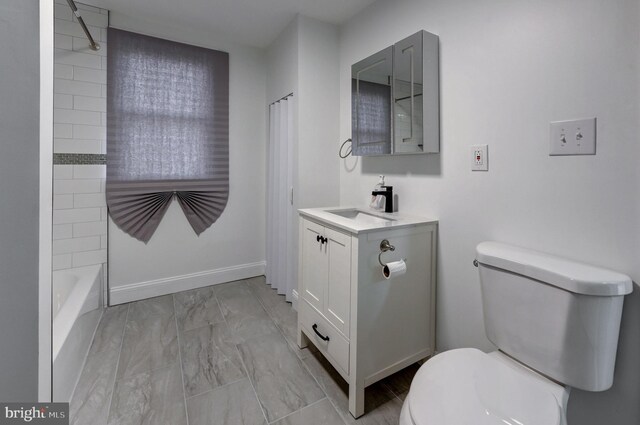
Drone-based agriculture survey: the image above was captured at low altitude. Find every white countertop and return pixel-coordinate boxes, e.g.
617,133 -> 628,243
299,206 -> 437,234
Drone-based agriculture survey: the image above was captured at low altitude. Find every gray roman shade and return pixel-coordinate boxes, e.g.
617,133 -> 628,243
106,28 -> 229,243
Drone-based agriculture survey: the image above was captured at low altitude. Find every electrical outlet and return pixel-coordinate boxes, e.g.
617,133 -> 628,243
471,144 -> 488,171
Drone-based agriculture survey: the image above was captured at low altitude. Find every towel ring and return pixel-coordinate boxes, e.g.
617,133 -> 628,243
339,138 -> 352,158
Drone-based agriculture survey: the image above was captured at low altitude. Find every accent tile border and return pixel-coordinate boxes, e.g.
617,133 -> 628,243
54,153 -> 106,165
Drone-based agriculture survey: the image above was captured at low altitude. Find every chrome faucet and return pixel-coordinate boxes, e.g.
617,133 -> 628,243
371,186 -> 393,213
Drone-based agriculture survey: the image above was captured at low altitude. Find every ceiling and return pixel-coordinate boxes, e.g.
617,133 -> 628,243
88,0 -> 378,48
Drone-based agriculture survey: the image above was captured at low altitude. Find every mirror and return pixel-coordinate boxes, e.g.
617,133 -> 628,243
394,32 -> 424,153
351,46 -> 393,155
351,30 -> 439,156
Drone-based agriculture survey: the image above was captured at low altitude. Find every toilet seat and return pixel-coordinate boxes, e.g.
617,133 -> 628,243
404,348 -> 565,425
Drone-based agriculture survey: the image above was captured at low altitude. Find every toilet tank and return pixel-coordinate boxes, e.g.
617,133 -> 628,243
476,242 -> 632,392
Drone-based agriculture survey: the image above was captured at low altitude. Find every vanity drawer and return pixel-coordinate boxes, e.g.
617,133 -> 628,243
300,300 -> 350,376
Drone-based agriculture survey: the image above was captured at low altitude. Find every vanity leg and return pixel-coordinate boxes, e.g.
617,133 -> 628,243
349,380 -> 365,418
298,326 -> 309,349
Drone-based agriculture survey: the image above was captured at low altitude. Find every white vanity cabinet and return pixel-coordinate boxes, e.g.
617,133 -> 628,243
301,220 -> 352,338
297,207 -> 437,418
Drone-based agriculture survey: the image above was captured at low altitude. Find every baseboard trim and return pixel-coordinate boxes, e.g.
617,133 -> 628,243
109,261 -> 266,305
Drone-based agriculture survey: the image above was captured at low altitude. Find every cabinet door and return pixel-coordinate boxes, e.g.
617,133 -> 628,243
301,219 -> 326,313
352,46 -> 393,156
325,227 -> 351,337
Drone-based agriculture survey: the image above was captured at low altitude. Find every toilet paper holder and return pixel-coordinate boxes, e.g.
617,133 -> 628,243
378,239 -> 405,266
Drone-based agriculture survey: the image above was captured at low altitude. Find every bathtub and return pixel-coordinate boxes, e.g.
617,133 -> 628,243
53,265 -> 103,402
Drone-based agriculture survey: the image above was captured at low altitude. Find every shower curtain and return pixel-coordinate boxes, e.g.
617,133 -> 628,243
266,95 -> 295,301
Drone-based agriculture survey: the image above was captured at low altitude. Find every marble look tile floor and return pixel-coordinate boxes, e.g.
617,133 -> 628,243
69,276 -> 420,425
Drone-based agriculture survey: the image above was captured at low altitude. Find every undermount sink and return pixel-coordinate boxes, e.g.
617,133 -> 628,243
327,208 -> 396,225
300,206 -> 436,234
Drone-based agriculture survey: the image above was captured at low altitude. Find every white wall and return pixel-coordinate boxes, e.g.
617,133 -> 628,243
339,0 -> 640,422
266,15 -> 340,210
108,13 -> 267,303
266,18 -> 298,104
297,16 -> 340,210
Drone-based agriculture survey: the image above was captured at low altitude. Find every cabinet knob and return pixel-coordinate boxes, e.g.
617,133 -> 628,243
317,235 -> 321,242
321,236 -> 327,244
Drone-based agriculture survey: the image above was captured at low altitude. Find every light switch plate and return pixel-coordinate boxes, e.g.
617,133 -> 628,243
471,144 -> 488,171
549,117 -> 596,156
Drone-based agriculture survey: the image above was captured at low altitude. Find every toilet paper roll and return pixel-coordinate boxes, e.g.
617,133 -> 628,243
382,260 -> 407,280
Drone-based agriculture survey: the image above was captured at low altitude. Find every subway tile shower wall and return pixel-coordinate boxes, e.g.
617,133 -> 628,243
53,0 -> 109,301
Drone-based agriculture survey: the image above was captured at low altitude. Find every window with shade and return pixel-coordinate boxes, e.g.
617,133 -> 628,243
106,28 -> 229,243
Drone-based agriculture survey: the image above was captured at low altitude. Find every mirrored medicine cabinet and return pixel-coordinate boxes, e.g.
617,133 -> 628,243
351,30 -> 439,156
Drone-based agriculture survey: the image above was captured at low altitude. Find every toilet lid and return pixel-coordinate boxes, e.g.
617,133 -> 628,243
407,348 -> 562,425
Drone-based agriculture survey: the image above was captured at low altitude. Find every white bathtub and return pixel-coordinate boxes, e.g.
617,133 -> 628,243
53,265 -> 103,402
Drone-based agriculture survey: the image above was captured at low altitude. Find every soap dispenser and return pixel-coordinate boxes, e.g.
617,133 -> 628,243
370,175 -> 386,211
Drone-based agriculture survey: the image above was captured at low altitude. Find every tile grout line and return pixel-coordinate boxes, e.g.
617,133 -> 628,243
383,361 -> 425,403
185,281 -> 340,424
216,283 -> 271,425
247,280 -> 347,424
295,346 -> 349,425
247,281 -> 300,354
116,362 -> 178,384
103,303 -> 131,425
175,289 -> 226,334
103,299 -> 183,421
246,282 -> 314,361
233,344 -> 270,425
266,396 -> 328,425
173,294 -> 191,425
183,376 -> 248,401
247,283 -> 310,361
255,279 -> 408,422
247,282 -> 349,425
383,381 -> 405,404
178,319 -> 226,335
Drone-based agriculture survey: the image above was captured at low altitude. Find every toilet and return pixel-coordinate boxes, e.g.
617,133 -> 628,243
400,241 -> 633,425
